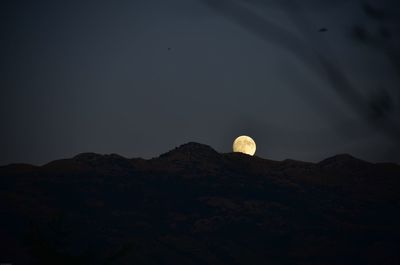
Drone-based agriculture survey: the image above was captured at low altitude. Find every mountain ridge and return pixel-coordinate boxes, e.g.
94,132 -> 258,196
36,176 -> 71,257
1,142 -> 400,265
1,142 -> 395,171
1,142 -> 397,183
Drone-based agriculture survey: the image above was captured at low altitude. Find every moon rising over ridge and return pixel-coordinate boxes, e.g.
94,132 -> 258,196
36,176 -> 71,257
233,135 -> 256,156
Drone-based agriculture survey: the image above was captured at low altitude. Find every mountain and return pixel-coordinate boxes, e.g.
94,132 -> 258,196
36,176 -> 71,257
1,143 -> 399,265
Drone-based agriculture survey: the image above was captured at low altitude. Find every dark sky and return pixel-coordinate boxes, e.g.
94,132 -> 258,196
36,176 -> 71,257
1,0 -> 399,165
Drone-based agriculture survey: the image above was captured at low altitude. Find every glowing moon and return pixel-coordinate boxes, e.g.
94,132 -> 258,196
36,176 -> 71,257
233,135 -> 256,156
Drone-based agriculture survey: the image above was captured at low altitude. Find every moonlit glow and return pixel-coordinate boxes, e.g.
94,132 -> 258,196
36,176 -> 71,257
233,135 -> 256,156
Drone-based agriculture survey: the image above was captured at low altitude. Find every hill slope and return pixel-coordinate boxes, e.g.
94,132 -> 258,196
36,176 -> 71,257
1,143 -> 400,265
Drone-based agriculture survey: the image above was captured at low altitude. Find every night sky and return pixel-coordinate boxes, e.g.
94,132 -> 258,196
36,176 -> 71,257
1,0 -> 399,165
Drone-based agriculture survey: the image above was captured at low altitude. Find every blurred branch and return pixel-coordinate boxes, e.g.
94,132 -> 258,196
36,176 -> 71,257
200,0 -> 400,141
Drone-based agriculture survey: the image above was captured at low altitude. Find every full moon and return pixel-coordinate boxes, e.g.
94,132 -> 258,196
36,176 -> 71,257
233,135 -> 256,156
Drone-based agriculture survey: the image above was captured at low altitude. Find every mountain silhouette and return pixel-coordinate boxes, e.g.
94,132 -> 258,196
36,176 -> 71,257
1,143 -> 399,265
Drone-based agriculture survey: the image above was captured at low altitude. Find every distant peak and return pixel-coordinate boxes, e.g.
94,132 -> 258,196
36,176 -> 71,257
172,142 -> 217,151
73,152 -> 103,161
73,153 -> 125,161
318,153 -> 370,168
158,142 -> 220,160
320,154 -> 357,162
178,142 -> 215,150
336,154 -> 356,159
72,153 -> 129,168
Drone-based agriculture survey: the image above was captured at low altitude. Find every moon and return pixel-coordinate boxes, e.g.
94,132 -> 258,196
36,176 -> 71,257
233,135 -> 256,156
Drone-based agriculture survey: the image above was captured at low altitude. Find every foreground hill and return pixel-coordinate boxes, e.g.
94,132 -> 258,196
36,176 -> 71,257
1,143 -> 399,265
